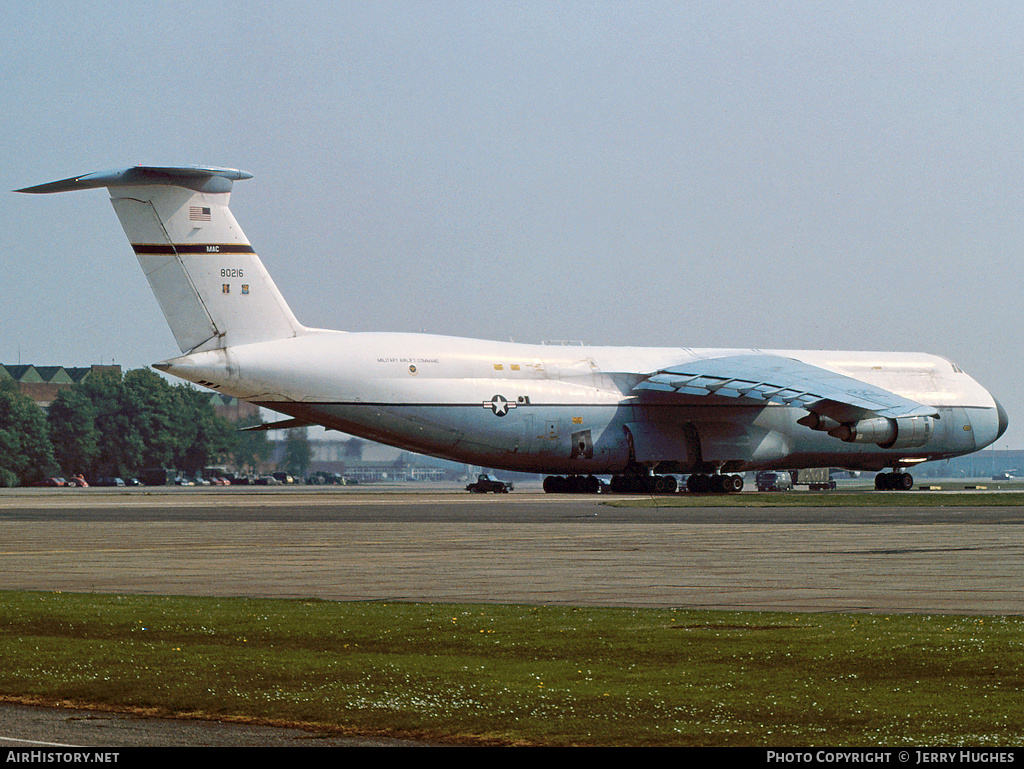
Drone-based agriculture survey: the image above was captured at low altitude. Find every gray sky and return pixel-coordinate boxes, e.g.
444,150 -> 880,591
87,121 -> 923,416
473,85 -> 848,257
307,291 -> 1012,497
3,1 -> 1022,448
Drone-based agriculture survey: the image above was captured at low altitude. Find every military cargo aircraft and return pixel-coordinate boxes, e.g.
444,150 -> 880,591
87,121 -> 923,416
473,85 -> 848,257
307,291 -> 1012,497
18,166 -> 1008,492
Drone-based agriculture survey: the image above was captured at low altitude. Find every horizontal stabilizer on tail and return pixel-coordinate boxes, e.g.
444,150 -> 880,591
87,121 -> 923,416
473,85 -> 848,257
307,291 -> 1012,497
16,166 -> 253,194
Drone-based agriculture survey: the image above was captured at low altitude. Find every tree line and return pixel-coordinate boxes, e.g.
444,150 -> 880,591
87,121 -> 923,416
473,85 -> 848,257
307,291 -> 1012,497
0,368 -> 308,487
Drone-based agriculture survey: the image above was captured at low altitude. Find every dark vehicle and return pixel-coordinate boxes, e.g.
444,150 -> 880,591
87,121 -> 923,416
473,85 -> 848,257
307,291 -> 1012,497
755,471 -> 793,492
466,473 -> 514,493
141,468 -> 175,486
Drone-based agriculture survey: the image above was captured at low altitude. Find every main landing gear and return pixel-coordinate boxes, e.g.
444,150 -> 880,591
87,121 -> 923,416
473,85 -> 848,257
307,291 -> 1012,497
875,471 -> 914,491
543,474 -> 603,494
685,473 -> 744,494
542,472 -> 746,494
541,474 -> 680,493
609,474 -> 677,494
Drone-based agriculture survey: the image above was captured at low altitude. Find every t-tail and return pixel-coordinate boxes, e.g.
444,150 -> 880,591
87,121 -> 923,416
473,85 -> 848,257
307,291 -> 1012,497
18,166 -> 304,353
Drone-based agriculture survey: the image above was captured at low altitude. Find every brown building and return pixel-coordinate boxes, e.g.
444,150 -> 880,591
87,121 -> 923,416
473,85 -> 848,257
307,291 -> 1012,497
1,364 -> 261,425
0,364 -> 121,409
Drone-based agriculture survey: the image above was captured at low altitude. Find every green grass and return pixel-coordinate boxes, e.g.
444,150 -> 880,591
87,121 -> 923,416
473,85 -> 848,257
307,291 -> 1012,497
2,591 -> 1024,746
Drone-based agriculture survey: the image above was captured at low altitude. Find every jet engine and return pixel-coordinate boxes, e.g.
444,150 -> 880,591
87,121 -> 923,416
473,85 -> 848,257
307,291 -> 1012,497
826,415 -> 934,449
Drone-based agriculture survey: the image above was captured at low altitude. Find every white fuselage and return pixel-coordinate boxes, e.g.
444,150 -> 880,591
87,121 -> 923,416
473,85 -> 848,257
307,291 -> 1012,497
158,329 -> 1004,474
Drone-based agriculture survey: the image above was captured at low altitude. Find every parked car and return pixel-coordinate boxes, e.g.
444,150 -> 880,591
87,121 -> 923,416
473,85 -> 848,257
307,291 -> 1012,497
466,473 -> 514,493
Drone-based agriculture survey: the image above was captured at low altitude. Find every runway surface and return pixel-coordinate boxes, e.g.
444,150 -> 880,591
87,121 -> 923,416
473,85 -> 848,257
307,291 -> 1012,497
3,484 -> 1023,747
3,485 -> 1023,615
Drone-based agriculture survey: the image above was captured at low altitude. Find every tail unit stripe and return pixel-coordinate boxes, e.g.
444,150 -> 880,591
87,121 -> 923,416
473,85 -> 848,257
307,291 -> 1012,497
132,243 -> 257,255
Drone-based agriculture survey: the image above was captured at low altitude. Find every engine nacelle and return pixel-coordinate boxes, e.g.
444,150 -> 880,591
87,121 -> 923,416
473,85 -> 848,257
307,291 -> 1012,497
797,412 -> 840,432
828,416 -> 934,449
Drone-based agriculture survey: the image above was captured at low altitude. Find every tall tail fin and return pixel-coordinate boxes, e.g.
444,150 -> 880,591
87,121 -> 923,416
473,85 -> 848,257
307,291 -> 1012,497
18,166 -> 304,353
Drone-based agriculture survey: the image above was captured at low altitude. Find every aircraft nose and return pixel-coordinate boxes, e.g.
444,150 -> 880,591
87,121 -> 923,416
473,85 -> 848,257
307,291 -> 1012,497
973,395 -> 1009,450
994,397 -> 1009,441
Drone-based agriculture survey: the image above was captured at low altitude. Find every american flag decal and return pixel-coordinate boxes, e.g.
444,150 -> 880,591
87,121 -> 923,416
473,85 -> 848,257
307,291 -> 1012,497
190,206 -> 212,221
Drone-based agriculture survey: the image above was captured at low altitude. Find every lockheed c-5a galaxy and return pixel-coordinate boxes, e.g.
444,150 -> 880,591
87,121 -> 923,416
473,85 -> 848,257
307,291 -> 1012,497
18,166 -> 1008,493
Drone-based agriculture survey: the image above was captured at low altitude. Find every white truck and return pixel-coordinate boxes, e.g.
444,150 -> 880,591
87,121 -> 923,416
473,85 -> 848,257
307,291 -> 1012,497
794,468 -> 836,491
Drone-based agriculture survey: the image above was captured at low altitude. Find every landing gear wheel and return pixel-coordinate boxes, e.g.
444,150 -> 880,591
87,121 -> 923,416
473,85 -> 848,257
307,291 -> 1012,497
652,475 -> 677,493
686,474 -> 742,493
875,471 -> 914,491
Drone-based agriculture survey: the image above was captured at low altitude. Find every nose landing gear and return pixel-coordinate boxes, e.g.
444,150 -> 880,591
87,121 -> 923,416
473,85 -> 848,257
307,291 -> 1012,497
875,471 -> 914,491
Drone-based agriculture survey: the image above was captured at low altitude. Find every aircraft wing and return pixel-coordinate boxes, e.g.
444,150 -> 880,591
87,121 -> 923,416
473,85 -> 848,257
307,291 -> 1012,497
632,354 -> 939,424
